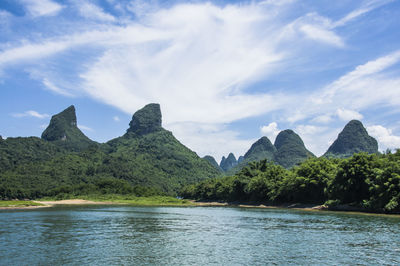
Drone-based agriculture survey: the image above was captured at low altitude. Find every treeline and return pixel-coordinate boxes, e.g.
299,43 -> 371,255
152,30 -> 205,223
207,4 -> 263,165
0,130 -> 219,199
181,151 -> 400,213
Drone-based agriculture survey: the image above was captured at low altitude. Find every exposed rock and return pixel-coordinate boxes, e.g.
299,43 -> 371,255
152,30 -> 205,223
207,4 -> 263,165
324,120 -> 378,158
220,153 -> 238,172
274,129 -> 315,168
238,156 -> 244,163
41,105 -> 94,151
126,103 -> 162,136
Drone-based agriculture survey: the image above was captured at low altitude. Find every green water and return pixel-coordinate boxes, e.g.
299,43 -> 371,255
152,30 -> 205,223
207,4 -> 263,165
0,206 -> 399,265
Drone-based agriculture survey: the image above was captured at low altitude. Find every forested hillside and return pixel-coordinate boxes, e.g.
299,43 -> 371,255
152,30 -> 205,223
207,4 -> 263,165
0,104 -> 220,199
182,151 -> 400,213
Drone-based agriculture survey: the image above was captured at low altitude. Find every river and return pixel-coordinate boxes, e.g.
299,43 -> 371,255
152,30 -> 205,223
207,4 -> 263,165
1,206 -> 399,265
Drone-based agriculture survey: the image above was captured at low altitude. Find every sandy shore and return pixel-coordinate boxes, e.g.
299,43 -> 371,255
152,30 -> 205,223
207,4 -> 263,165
35,199 -> 115,205
0,199 -> 117,210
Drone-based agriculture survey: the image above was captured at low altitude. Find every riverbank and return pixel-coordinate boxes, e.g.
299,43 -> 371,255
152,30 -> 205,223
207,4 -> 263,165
0,196 -> 195,210
2,198 -> 399,217
0,200 -> 48,210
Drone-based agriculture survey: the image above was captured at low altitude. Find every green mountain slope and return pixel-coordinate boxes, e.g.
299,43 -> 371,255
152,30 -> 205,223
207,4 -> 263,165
226,136 -> 276,174
42,105 -> 96,151
324,120 -> 378,158
244,136 -> 276,163
102,103 -> 221,193
203,155 -> 223,171
0,137 -> 65,171
0,104 -> 220,199
274,129 -> 315,168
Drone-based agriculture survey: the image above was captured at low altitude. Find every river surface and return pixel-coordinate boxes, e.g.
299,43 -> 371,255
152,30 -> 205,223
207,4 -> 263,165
1,206 -> 399,265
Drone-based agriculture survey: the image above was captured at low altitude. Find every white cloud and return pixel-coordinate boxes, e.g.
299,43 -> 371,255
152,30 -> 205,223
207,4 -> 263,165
77,1 -> 115,22
336,108 -> 363,121
333,0 -> 395,28
0,1 -> 398,158
300,24 -> 344,47
367,125 -> 400,151
19,0 -> 64,17
311,114 -> 333,124
42,78 -> 74,97
166,122 -> 255,161
295,124 -> 337,156
113,116 -> 120,122
260,122 -> 280,142
12,110 -> 49,119
78,124 -> 93,131
285,50 -> 400,123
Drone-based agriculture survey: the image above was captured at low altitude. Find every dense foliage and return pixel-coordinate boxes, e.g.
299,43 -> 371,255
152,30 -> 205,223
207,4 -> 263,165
0,104 -> 220,199
182,151 -> 400,213
0,130 -> 220,199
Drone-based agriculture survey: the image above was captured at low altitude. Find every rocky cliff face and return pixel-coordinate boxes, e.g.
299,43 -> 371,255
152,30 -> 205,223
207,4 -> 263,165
324,120 -> 378,158
274,129 -> 315,168
41,105 -> 94,151
126,103 -> 162,136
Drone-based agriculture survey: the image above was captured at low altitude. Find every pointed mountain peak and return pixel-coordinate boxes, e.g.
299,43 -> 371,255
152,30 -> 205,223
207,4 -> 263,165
127,103 -> 162,136
41,105 -> 78,141
227,152 -> 236,161
324,120 -> 378,157
41,105 -> 93,150
244,136 -> 276,159
274,129 -> 314,168
203,155 -> 222,171
220,153 -> 238,172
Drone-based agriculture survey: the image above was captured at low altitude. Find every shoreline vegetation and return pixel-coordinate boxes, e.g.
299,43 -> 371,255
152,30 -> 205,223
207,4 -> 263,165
182,152 -> 400,214
1,197 -> 400,217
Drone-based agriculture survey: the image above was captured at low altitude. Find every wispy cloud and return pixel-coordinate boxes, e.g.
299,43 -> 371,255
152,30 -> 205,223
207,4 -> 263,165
336,109 -> 363,121
12,110 -> 49,119
76,1 -> 116,22
113,116 -> 120,122
333,0 -> 395,28
42,78 -> 74,97
300,23 -> 344,47
0,0 -> 398,159
19,0 -> 64,17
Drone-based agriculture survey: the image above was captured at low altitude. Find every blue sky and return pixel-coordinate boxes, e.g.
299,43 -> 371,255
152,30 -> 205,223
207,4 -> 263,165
1,0 -> 400,161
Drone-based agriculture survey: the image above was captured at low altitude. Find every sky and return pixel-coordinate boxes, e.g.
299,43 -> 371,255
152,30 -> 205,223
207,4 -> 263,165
1,0 -> 400,162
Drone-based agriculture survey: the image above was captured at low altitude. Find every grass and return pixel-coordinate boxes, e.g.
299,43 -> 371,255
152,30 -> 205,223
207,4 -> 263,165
0,201 -> 45,208
38,194 -> 195,207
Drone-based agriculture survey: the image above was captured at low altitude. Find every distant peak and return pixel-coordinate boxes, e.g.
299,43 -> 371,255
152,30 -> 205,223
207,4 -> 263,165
227,153 -> 236,160
274,129 -> 302,150
244,136 -> 275,157
127,103 -> 162,136
325,120 -> 378,157
220,153 -> 237,172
